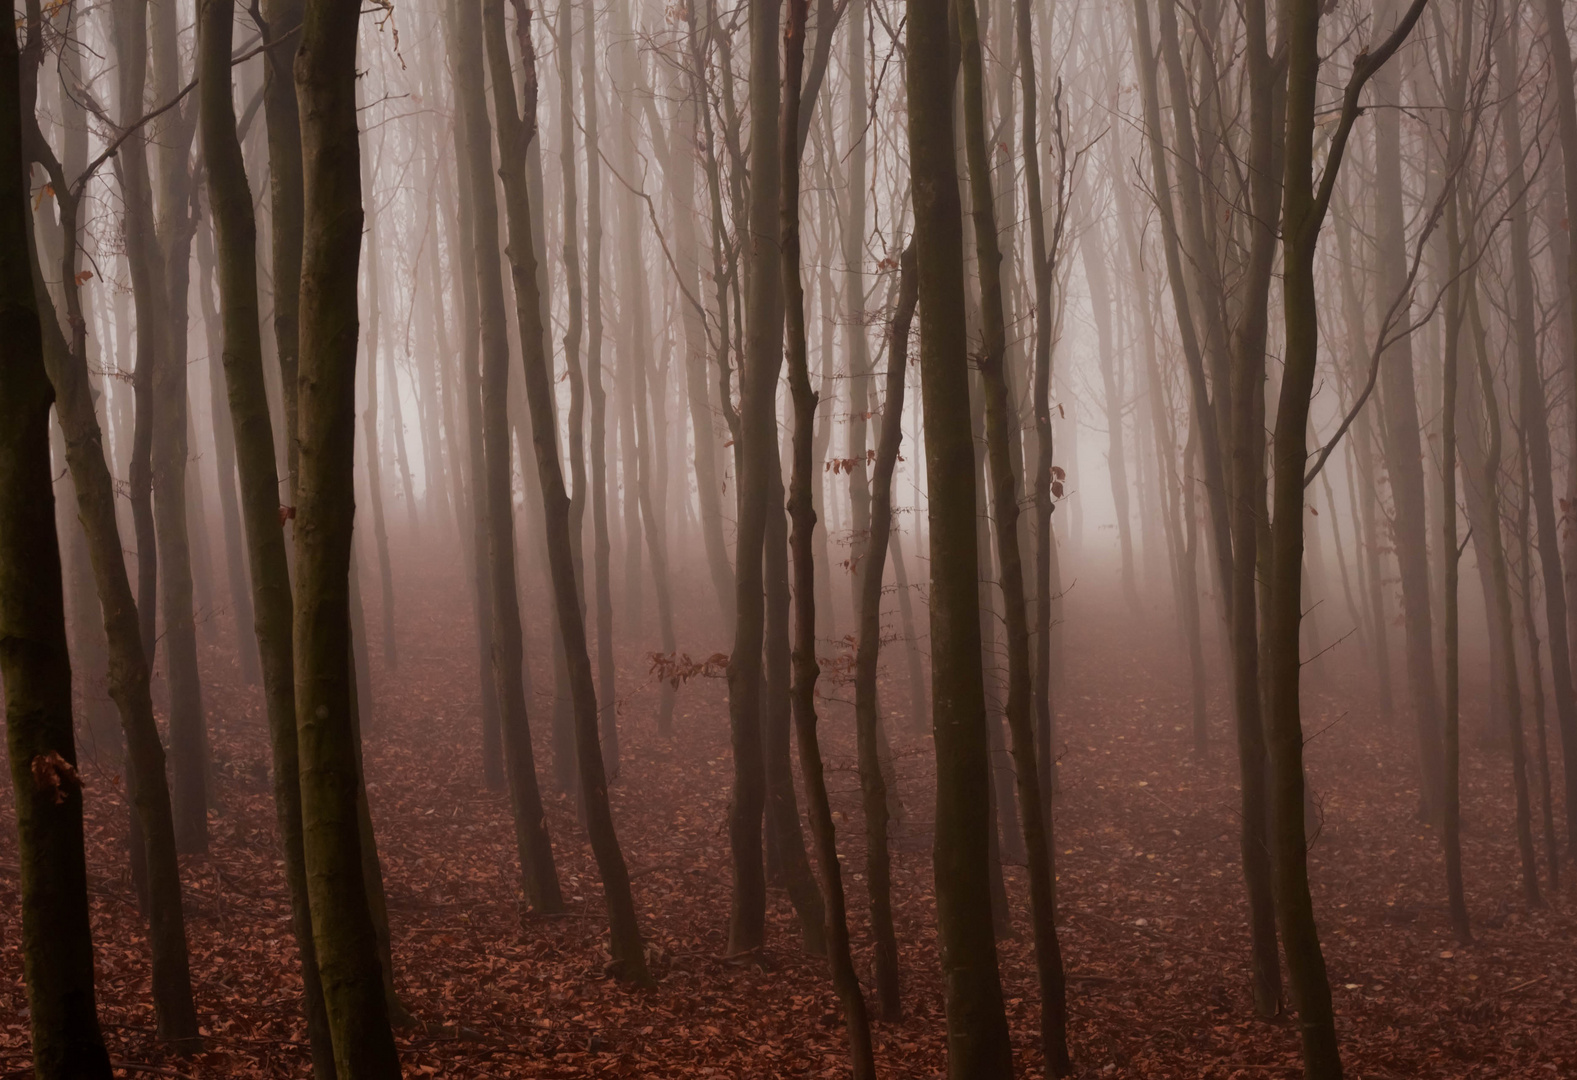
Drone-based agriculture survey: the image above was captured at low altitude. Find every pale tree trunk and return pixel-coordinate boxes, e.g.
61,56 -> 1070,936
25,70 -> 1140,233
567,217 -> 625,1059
452,0 -> 564,913
358,114 -> 399,671
582,0 -> 618,765
854,243 -> 916,1021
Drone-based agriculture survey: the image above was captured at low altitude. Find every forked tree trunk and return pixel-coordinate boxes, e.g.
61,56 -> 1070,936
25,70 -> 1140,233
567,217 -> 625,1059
197,0 -> 334,1065
25,120 -> 200,1058
1275,1 -> 1425,1071
582,0 -> 618,766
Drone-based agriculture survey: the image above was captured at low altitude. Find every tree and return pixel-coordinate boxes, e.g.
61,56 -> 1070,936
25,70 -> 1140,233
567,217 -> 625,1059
292,0 -> 403,1063
906,0 -> 1014,1068
483,0 -> 652,985
452,0 -> 564,914
0,19 -> 114,1074
197,0 -> 334,1065
1275,0 -> 1427,1073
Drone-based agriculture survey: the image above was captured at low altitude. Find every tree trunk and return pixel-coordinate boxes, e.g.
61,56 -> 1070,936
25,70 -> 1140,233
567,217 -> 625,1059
24,55 -> 201,1046
195,226 -> 263,687
906,0 -> 1014,1068
0,41 -> 114,1067
1373,0 -> 1444,821
452,0 -> 565,913
854,243 -> 916,1022
724,0 -> 781,955
1495,5 -> 1577,859
582,0 -> 618,766
358,120 -> 398,672
958,0 -> 1070,1063
197,0 -> 335,1065
483,0 -> 651,985
291,0 -> 404,1064
780,4 -> 875,1066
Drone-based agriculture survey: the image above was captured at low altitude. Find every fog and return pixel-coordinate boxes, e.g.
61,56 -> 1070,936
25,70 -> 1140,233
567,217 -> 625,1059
1,0 -> 1573,1073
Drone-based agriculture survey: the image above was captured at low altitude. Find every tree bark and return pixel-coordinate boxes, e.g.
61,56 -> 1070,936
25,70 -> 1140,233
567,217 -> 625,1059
906,0 -> 1014,1068
292,0 -> 404,1064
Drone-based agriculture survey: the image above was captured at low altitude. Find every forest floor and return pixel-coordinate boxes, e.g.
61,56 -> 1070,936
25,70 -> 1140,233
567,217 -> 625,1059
3,554 -> 1575,1078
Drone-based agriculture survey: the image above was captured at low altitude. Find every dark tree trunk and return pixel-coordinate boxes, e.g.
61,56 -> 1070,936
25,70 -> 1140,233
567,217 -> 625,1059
906,0 -> 1014,1068
780,3 -> 875,1066
198,0 -> 336,1066
958,0 -> 1070,1062
1,27 -> 114,1072
724,0 -> 782,956
437,0 -> 505,793
291,0 -> 403,1065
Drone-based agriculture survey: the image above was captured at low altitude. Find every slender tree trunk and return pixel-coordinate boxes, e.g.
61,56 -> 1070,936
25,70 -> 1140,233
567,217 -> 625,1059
958,0 -> 1070,1063
1437,0 -> 1471,943
437,2 -> 506,793
291,0 -> 403,1064
907,0 -> 1014,1067
148,0 -> 208,855
582,0 -> 618,767
854,243 -> 916,1022
24,81 -> 201,1054
780,5 -> 874,1066
197,0 -> 335,1065
1495,6 -> 1577,857
1463,273 -> 1543,904
195,228 -> 263,687
483,0 -> 651,984
0,38 -> 114,1067
1276,0 -> 1425,1069
724,0 -> 781,955
452,0 -> 565,913
1373,0 -> 1444,820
